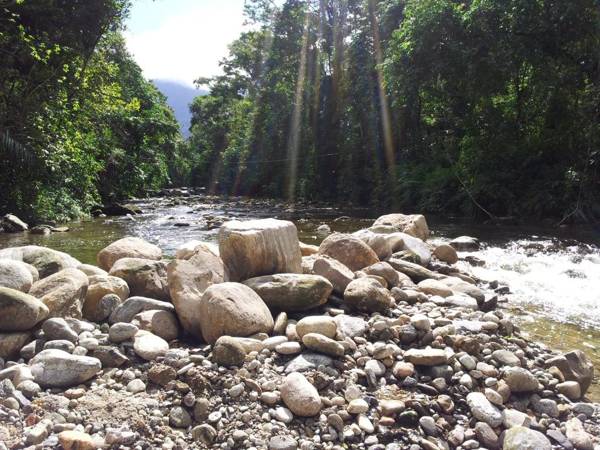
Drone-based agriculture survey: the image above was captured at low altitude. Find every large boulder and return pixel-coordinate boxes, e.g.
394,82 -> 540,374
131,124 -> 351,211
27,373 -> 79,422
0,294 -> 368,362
343,278 -> 393,312
438,276 -> 485,302
218,219 -> 302,282
243,274 -> 332,312
109,258 -> 169,301
0,331 -> 31,359
371,213 -> 429,241
82,275 -> 129,322
387,257 -> 440,282
0,246 -> 80,278
0,287 -> 48,331
29,349 -> 101,388
450,236 -> 480,251
96,237 -> 162,271
29,268 -> 88,318
545,350 -> 594,395
0,259 -> 36,292
109,296 -> 175,324
362,262 -> 400,288
2,214 -> 28,232
167,245 -> 226,338
198,283 -> 274,344
318,233 -> 379,271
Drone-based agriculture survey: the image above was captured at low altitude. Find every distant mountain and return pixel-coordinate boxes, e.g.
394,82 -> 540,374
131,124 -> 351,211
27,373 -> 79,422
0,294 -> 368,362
152,79 -> 206,138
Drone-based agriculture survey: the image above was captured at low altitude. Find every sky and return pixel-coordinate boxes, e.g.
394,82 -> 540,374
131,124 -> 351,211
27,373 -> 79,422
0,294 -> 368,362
125,0 -> 247,87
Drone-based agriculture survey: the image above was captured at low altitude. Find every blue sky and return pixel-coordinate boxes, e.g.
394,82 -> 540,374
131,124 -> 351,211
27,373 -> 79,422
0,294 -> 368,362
125,0 -> 246,86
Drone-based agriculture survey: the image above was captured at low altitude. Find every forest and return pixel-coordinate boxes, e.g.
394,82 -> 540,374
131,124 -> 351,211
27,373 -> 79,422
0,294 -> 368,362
1,0 -> 599,222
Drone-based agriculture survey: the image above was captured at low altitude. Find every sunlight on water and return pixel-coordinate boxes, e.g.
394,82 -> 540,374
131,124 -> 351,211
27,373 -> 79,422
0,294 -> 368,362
463,240 -> 600,328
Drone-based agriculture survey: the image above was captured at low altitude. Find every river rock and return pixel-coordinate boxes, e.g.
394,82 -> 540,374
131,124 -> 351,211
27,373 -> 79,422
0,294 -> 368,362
503,426 -> 551,450
58,430 -> 96,450
438,276 -> 485,301
29,349 -> 101,388
565,417 -> 594,450
0,331 -> 31,359
133,331 -> 169,361
29,268 -> 88,318
433,244 -> 458,264
167,257 -> 223,339
212,336 -> 247,367
295,316 -> 337,339
362,262 -> 399,286
175,240 -> 220,261
492,349 -> 520,367
311,255 -> 354,294
299,242 -> 318,256
77,264 -> 107,277
545,350 -> 594,395
0,287 -> 48,331
0,246 -> 80,278
218,218 -> 302,282
387,257 -> 439,282
109,258 -> 169,301
1,214 -> 28,232
503,367 -> 539,393
243,274 -> 332,312
302,333 -> 344,357
404,348 -> 448,366
108,322 -> 139,343
109,296 -> 176,324
394,232 -> 431,265
132,309 -> 178,341
556,381 -> 581,400
418,279 -> 453,297
198,282 -> 274,344
450,236 -> 480,251
82,275 -> 129,321
97,237 -> 162,271
280,372 -> 321,417
466,392 -> 502,427
371,213 -> 429,241
343,277 -> 393,312
352,229 -> 393,260
41,318 -> 78,342
318,233 -> 379,271
0,260 -> 35,292
334,314 -> 368,338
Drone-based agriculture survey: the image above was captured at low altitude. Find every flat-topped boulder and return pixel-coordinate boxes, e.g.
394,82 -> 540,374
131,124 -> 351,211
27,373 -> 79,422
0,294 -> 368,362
29,268 -> 88,318
0,287 -> 49,331
318,233 -> 379,271
404,348 -> 448,366
109,258 -> 169,301
97,237 -> 162,271
198,282 -> 274,344
0,246 -> 80,278
218,219 -> 302,282
243,274 -> 332,312
371,213 -> 429,241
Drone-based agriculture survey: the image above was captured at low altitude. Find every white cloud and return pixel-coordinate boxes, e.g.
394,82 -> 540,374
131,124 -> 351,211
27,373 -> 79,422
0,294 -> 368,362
124,2 -> 246,87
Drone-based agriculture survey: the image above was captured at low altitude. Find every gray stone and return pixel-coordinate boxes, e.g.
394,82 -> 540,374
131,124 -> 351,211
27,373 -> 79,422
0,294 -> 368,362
502,426 -> 551,450
281,372 -> 321,417
97,237 -> 161,271
466,392 -> 502,427
109,296 -> 175,324
0,287 -> 48,331
30,349 -> 101,388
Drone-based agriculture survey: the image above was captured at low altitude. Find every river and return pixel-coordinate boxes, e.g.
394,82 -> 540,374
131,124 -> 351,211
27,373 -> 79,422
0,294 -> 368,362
1,193 -> 599,399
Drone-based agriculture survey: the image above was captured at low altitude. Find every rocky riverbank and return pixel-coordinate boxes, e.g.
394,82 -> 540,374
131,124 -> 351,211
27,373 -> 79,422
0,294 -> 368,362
0,213 -> 598,450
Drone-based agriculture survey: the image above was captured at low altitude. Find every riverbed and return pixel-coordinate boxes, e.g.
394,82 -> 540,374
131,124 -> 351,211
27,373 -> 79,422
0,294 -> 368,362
1,193 -> 599,399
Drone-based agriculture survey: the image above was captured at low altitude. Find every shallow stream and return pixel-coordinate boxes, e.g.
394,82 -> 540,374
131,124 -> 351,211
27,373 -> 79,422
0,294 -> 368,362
1,194 -> 599,398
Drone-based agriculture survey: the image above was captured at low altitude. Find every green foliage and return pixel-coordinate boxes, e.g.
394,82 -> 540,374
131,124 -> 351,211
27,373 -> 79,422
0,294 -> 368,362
187,0 -> 600,220
0,0 -> 182,222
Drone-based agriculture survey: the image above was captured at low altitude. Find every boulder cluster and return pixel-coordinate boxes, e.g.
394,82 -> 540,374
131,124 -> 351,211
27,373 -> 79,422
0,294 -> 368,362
0,214 -> 598,450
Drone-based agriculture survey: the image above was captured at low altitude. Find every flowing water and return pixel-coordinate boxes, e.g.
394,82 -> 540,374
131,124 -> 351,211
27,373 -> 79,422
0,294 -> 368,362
1,194 -> 599,398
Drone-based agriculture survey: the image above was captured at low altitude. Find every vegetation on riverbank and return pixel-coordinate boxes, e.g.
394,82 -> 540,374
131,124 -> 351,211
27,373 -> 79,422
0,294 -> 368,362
185,0 -> 600,221
0,1 -> 185,222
